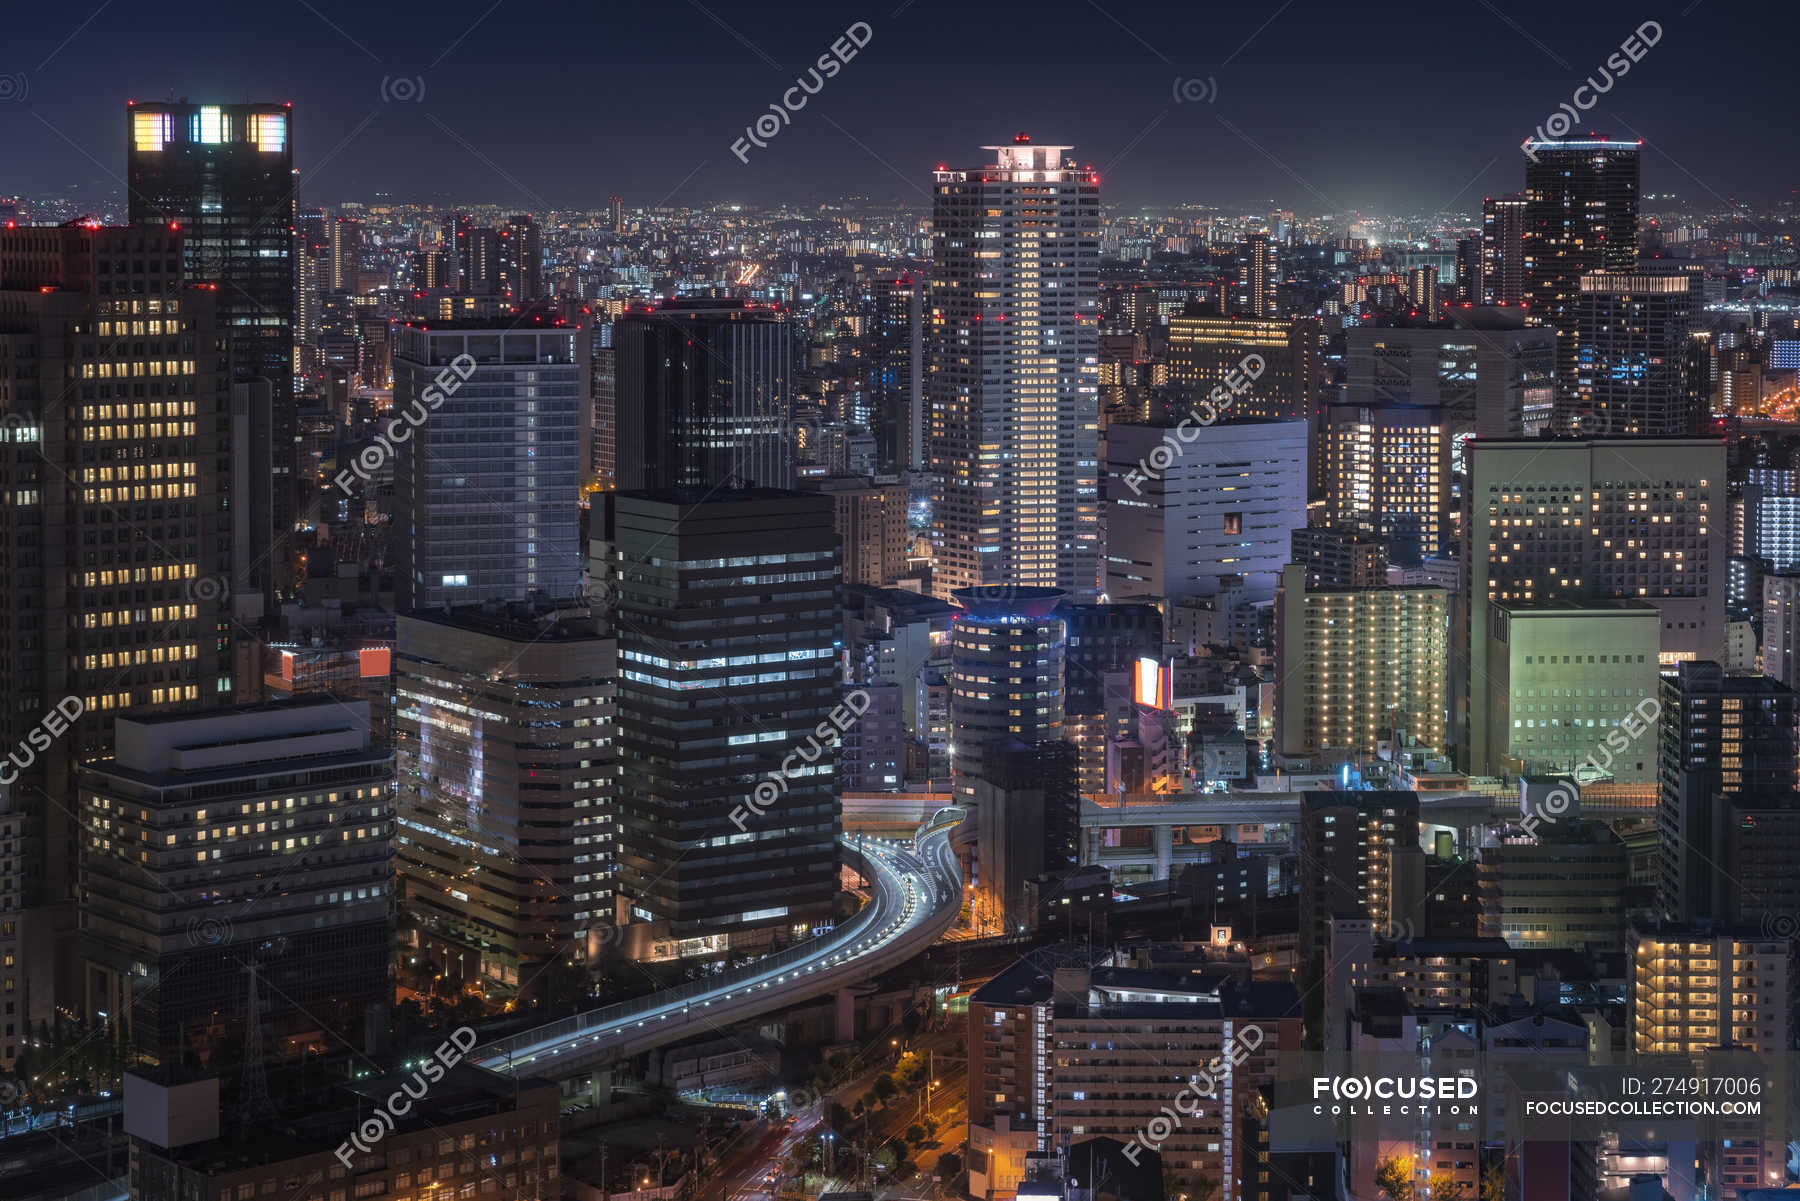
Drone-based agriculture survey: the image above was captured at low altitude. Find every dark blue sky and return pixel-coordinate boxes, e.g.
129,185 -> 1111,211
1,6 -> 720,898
2,0 -> 1788,214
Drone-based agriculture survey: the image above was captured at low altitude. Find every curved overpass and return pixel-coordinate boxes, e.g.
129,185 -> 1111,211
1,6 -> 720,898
474,817 -> 963,1077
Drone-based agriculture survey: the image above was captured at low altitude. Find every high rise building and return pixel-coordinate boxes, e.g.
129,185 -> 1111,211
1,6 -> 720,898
1463,439 -> 1724,774
1274,565 -> 1450,757
1298,791 -> 1422,961
126,102 -> 295,568
608,195 -> 624,234
1572,269 -> 1703,436
929,137 -> 1100,601
948,586 -> 1067,787
1656,662 -> 1799,923
1405,265 -> 1440,320
805,475 -> 909,587
613,299 -> 795,491
1477,820 -> 1628,951
1320,403 -> 1451,566
392,315 -> 587,609
1481,193 -> 1527,306
328,215 -> 360,294
395,603 -> 616,991
611,489 -> 841,957
1166,310 -> 1320,423
79,698 -> 393,1062
1520,137 -> 1642,423
1345,315 -> 1557,441
1235,232 -> 1278,316
867,276 -> 923,473
0,224 -> 232,1001
1289,526 -> 1389,589
1104,419 -> 1309,602
1481,600 -> 1662,782
1762,572 -> 1800,690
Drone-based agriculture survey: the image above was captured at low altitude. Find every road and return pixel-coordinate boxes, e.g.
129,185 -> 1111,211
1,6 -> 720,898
475,814 -> 964,1078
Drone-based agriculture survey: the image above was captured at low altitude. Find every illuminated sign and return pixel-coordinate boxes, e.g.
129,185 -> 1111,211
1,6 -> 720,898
359,646 -> 392,679
1134,655 -> 1165,709
253,112 -> 287,153
133,111 -> 170,152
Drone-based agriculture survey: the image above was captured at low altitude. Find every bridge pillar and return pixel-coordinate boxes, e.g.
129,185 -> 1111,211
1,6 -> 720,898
1154,825 -> 1173,880
835,987 -> 857,1042
1083,828 -> 1102,866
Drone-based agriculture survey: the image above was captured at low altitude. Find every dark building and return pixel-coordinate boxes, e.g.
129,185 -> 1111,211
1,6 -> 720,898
1573,268 -> 1704,436
1520,137 -> 1641,424
1298,791 -> 1423,962
968,738 -> 1082,932
1291,525 -> 1389,589
1060,601 -> 1164,717
80,699 -> 393,1062
613,299 -> 794,491
496,213 -> 542,301
1657,662 -> 1800,923
611,489 -> 841,958
867,276 -> 923,473
126,102 -> 295,574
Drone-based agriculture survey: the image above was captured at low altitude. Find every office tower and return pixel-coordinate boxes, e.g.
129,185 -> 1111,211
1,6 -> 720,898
1166,310 -> 1320,422
968,953 -> 1300,1195
1298,791 -> 1422,961
1464,439 -> 1724,774
613,299 -> 795,491
1482,600 -> 1661,783
1481,193 -> 1527,305
1320,403 -> 1450,565
1521,137 -> 1642,422
1405,265 -> 1440,319
929,137 -> 1100,601
1345,315 -> 1557,440
1290,526 -> 1388,589
1477,820 -> 1628,951
1572,269 -> 1703,435
328,215 -> 361,293
1274,565 -> 1449,757
868,276 -> 923,472
0,225 -> 231,985
1235,232 -> 1278,316
395,603 -> 616,989
611,489 -> 841,956
391,316 -> 586,609
79,698 -> 393,1062
948,586 -> 1067,787
608,195 -> 624,233
127,101 -> 294,573
1657,662 -> 1799,922
127,1067 -> 559,1201
805,475 -> 909,587
1763,573 -> 1800,689
590,333 -> 616,491
1105,419 -> 1308,602
1628,923 -> 1788,1193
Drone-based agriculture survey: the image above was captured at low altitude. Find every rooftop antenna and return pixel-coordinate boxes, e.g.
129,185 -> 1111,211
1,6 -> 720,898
238,962 -> 278,1132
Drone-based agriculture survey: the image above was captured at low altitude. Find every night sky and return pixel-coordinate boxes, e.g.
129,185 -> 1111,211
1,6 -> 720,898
1,0 -> 1789,214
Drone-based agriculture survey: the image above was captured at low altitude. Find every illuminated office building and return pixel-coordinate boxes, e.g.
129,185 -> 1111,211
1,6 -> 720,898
126,101 -> 294,561
929,137 -> 1100,600
1321,403 -> 1450,566
613,299 -> 795,491
1274,565 -> 1449,758
80,699 -> 392,1062
1235,232 -> 1279,316
395,604 -> 615,990
1520,137 -> 1641,423
328,215 -> 360,293
392,315 -> 586,609
611,489 -> 841,958
1463,438 -> 1724,775
1166,310 -> 1320,422
948,587 -> 1067,787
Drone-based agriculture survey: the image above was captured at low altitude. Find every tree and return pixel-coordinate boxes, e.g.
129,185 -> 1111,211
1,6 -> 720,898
1479,1163 -> 1504,1201
1427,1172 -> 1468,1200
872,1073 -> 898,1104
935,1151 -> 962,1181
1375,1156 -> 1417,1201
904,1123 -> 926,1146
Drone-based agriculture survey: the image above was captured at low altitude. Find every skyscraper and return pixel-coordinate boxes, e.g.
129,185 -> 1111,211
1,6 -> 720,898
1320,403 -> 1451,565
0,224 -> 231,987
1572,268 -> 1703,436
929,136 -> 1100,601
1166,310 -> 1320,423
328,214 -> 361,294
611,489 -> 842,957
867,276 -> 923,473
1345,315 -> 1557,441
947,586 -> 1067,786
613,299 -> 795,491
496,213 -> 542,301
1520,137 -> 1642,423
1235,232 -> 1279,316
392,315 -> 587,609
1481,193 -> 1527,306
